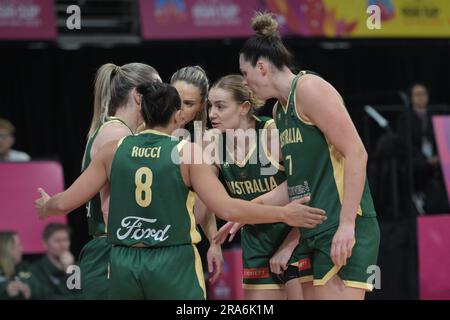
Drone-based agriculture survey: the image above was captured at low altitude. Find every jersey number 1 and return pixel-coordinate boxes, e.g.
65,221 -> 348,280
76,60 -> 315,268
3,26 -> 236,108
135,167 -> 153,207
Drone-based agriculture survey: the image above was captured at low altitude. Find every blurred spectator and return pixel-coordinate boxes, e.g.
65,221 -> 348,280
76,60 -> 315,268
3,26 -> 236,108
0,231 -> 33,300
29,223 -> 79,299
397,83 -> 449,214
0,118 -> 30,162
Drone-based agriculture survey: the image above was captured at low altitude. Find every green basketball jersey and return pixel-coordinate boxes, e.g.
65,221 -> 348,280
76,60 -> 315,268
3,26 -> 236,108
82,117 -> 132,237
219,116 -> 286,201
107,129 -> 201,247
274,71 -> 376,239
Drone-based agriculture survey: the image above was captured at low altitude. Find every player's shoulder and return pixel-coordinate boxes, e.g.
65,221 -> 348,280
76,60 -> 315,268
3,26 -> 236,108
296,73 -> 337,103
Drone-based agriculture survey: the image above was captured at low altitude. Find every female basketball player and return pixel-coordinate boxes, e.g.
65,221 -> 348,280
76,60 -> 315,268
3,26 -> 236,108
171,66 -> 209,134
207,74 -> 304,299
80,62 -> 161,299
233,12 -> 380,300
171,66 -> 224,284
35,81 -> 327,299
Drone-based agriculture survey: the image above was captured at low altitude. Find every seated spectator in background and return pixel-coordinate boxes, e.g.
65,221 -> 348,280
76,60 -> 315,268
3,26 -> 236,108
397,83 -> 449,214
0,231 -> 33,300
30,223 -> 79,299
0,118 -> 30,162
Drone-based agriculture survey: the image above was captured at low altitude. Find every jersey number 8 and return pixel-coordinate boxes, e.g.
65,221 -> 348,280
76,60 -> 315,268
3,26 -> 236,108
135,167 -> 153,207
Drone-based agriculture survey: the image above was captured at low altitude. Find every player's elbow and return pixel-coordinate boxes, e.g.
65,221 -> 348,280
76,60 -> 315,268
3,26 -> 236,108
356,146 -> 368,163
345,145 -> 368,165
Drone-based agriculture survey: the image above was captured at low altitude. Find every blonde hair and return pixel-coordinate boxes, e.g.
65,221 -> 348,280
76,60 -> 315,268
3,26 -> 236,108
0,232 -> 17,279
89,62 -> 160,137
211,74 -> 264,117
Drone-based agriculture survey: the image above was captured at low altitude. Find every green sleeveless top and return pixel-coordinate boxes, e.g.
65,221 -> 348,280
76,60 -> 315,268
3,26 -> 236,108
219,116 -> 286,201
107,129 -> 201,247
274,71 -> 376,239
81,117 -> 132,237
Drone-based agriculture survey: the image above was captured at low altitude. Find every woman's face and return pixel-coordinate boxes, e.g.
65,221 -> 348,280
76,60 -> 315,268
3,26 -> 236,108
10,234 -> 23,265
239,54 -> 270,101
411,84 -> 429,110
172,81 -> 204,125
208,87 -> 246,132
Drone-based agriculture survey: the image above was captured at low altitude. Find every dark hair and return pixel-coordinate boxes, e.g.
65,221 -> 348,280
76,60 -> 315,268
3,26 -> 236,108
43,223 -> 70,242
408,82 -> 428,97
0,118 -> 15,135
137,82 -> 181,127
240,12 -> 294,70
0,231 -> 18,278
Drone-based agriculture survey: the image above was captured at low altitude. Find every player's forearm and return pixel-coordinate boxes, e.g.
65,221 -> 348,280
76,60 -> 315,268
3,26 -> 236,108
280,227 -> 300,251
44,193 -> 72,216
217,198 -> 287,224
200,211 -> 218,243
253,181 -> 289,206
340,149 -> 367,225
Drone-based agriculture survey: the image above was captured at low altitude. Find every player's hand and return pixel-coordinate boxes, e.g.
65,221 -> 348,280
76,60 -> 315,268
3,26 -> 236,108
207,243 -> 224,285
17,282 -> 31,299
270,245 -> 295,275
331,221 -> 355,267
60,251 -> 75,270
283,197 -> 326,227
6,281 -> 21,298
213,222 -> 244,245
35,187 -> 50,219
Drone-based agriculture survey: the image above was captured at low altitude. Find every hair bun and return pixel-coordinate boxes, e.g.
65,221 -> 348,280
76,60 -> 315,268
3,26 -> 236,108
251,12 -> 279,38
137,81 -> 167,99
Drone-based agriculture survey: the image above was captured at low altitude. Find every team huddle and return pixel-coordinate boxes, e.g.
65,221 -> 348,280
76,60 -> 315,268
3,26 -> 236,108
34,13 -> 379,300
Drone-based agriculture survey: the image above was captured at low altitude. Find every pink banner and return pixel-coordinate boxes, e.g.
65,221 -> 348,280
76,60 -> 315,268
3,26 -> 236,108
208,248 -> 244,300
0,161 -> 67,254
139,0 -> 260,40
0,0 -> 56,40
433,116 -> 450,205
417,214 -> 450,300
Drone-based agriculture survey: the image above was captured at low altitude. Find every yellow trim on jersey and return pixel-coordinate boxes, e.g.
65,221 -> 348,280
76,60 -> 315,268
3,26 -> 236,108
192,244 -> 207,299
292,74 -> 316,126
83,118 -> 132,167
342,280 -> 374,292
278,70 -> 308,116
186,191 -> 201,244
225,140 -> 257,168
242,284 -> 285,290
313,239 -> 357,286
278,79 -> 294,114
117,136 -> 126,148
326,138 -> 363,216
299,275 -> 314,283
139,128 -> 177,138
225,117 -> 260,167
253,115 -> 261,122
313,265 -> 341,286
260,119 -> 285,172
99,117 -> 133,133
